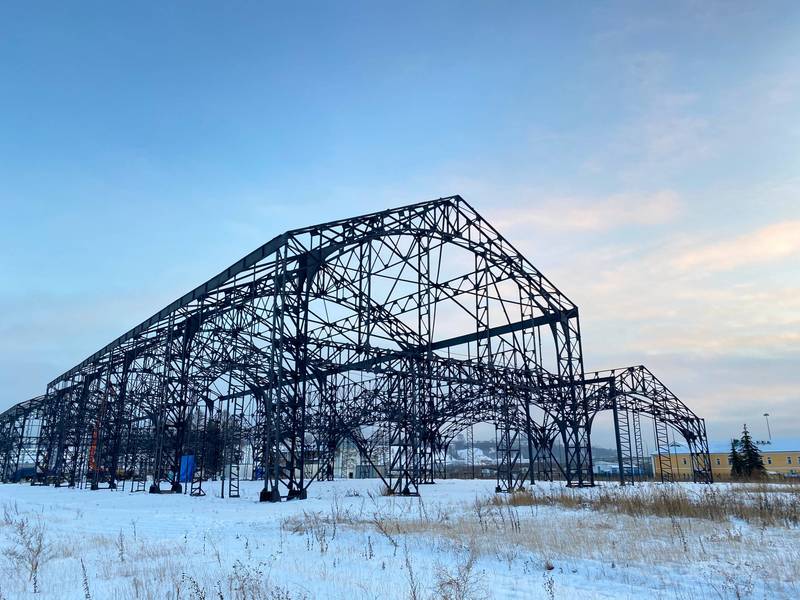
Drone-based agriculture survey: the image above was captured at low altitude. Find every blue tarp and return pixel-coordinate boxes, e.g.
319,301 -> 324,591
179,454 -> 195,483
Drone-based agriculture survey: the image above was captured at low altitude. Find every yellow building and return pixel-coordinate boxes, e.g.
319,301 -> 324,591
653,439 -> 800,481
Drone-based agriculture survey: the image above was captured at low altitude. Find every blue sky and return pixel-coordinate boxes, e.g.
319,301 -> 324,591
1,2 -> 798,444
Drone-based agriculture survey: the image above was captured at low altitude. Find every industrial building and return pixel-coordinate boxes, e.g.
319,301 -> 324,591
654,439 -> 800,480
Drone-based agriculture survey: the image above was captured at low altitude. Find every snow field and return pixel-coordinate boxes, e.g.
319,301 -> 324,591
0,479 -> 797,599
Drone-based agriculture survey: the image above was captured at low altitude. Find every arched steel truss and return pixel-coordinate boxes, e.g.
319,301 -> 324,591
0,196 -> 713,499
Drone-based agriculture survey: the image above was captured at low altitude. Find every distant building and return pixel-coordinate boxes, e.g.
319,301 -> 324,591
593,461 -> 620,476
333,438 -> 361,479
593,461 -> 644,477
653,439 -> 800,480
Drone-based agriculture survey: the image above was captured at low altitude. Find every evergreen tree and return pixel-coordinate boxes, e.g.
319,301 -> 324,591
729,438 -> 744,478
739,424 -> 765,478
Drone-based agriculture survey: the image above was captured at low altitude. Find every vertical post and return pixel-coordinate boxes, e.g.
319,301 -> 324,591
554,312 -> 591,487
190,397 -> 209,497
417,233 -> 434,486
13,413 -> 28,482
107,352 -> 131,490
467,424 -> 475,479
524,402 -> 536,486
151,314 -> 175,493
262,245 -> 284,503
611,388 -> 625,486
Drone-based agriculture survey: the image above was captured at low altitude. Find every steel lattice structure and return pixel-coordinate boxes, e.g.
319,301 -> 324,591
0,196 -> 713,499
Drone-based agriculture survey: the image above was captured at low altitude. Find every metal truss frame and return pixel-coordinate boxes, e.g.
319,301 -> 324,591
0,196 -> 712,499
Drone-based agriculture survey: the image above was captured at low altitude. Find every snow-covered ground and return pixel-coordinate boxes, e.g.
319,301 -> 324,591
0,479 -> 797,599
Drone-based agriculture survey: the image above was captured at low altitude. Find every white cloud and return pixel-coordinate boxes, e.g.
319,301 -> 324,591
491,190 -> 682,233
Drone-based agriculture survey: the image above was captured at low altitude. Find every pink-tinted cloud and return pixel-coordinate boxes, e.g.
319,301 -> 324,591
671,220 -> 800,272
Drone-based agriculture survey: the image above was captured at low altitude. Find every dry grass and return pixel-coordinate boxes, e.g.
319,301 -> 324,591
277,482 -> 800,598
485,483 -> 800,527
2,516 -> 55,594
